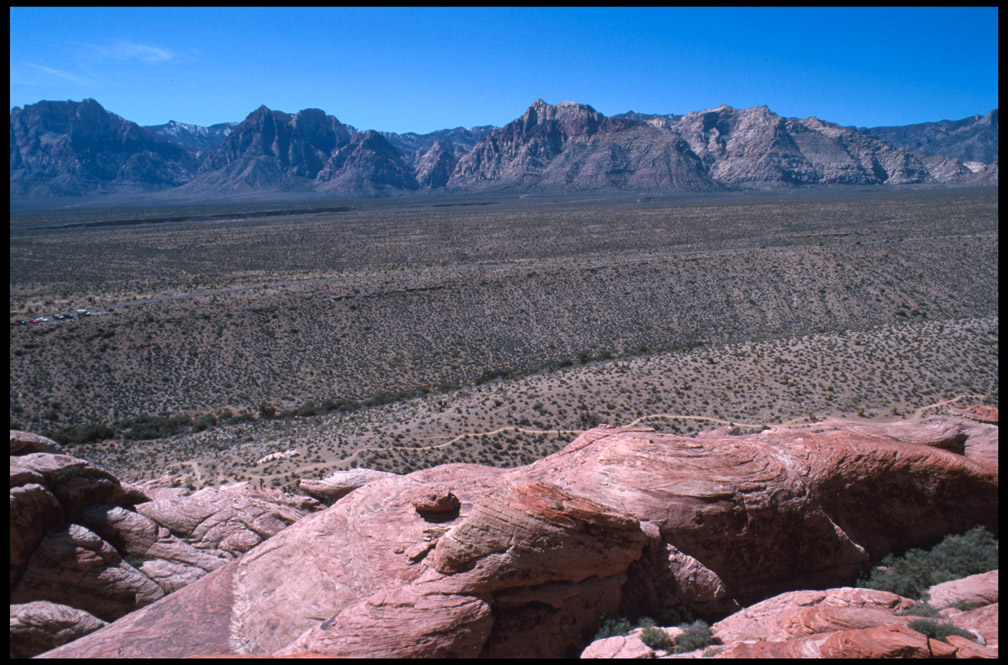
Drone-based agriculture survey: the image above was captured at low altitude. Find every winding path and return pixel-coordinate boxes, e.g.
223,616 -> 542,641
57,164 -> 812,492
387,393 -> 987,453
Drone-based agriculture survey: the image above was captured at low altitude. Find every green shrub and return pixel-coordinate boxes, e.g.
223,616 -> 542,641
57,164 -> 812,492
674,620 -> 721,654
901,603 -> 941,618
905,619 -> 975,643
927,526 -> 999,581
593,616 -> 633,640
858,526 -> 998,599
640,626 -> 674,650
52,422 -> 115,445
193,414 -> 217,432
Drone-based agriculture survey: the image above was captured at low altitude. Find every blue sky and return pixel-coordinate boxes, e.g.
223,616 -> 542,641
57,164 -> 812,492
9,7 -> 999,134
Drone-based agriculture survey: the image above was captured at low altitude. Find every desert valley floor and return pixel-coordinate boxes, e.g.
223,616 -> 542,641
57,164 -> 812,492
9,186 -> 998,489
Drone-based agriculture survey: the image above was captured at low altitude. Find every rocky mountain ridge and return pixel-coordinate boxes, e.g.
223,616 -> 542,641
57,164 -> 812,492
143,119 -> 239,156
10,98 -> 998,199
857,108 -> 998,164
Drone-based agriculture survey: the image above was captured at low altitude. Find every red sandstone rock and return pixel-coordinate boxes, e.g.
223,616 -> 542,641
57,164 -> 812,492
12,523 -> 165,621
9,480 -> 63,587
411,484 -> 462,516
10,429 -> 67,455
944,633 -> 999,658
10,601 -> 108,658
712,587 -> 916,643
710,623 -> 965,658
134,482 -> 322,558
277,587 -> 493,658
927,570 -> 998,610
78,503 -> 226,593
15,452 -> 133,516
299,467 -> 397,502
9,434 -> 324,659
952,602 -> 999,648
580,634 -> 655,659
38,419 -> 998,658
817,624 -> 959,658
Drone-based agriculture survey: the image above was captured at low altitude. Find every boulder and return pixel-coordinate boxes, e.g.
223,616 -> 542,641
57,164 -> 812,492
298,467 -> 397,502
580,634 -> 656,659
39,419 -> 998,658
10,480 -> 63,587
10,430 -> 67,456
411,484 -> 461,517
926,570 -> 998,610
712,587 -> 915,643
14,452 -> 132,516
10,601 -> 107,658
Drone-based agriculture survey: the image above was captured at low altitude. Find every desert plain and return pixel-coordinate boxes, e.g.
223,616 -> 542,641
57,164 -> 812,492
9,186 -> 998,491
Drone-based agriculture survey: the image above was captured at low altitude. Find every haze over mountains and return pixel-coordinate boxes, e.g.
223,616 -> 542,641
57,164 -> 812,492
9,98 -> 998,199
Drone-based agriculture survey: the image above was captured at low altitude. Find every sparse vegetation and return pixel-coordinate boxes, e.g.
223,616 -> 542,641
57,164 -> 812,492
905,619 -> 976,643
593,616 -> 634,640
9,189 -> 998,488
639,625 -> 674,650
858,526 -> 999,599
673,620 -> 722,653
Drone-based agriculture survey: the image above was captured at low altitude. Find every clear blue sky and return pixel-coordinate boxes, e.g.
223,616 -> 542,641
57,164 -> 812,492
10,7 -> 999,134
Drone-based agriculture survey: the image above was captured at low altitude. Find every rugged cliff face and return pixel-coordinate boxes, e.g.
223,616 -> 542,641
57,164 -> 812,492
33,415 -> 998,658
9,99 -> 196,197
181,106 -> 354,192
10,98 -> 997,199
448,100 -> 720,193
9,430 -> 323,658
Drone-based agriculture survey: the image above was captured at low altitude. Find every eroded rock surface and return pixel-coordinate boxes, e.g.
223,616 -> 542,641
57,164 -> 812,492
299,467 -> 397,502
10,601 -> 108,658
8,430 -> 323,658
927,570 -> 999,610
38,417 -> 997,658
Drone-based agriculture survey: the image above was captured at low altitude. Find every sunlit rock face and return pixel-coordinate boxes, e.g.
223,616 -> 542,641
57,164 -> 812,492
38,415 -> 997,658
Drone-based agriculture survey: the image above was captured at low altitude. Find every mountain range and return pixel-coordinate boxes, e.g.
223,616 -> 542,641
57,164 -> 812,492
9,98 -> 998,199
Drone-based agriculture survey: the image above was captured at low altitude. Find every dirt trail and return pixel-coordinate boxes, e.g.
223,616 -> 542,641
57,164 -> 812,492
395,393 -> 988,454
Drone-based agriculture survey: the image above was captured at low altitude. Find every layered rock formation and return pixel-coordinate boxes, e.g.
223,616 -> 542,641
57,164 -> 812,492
9,430 -> 323,657
580,578 -> 999,658
38,415 -> 997,658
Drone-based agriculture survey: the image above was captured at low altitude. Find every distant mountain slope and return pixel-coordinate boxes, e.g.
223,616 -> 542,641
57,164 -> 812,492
447,99 -> 720,192
9,99 -> 196,197
144,120 -> 239,158
670,104 -> 967,188
181,106 -> 353,193
381,126 -> 495,189
9,98 -> 998,200
316,129 -> 419,195
858,109 -> 998,164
